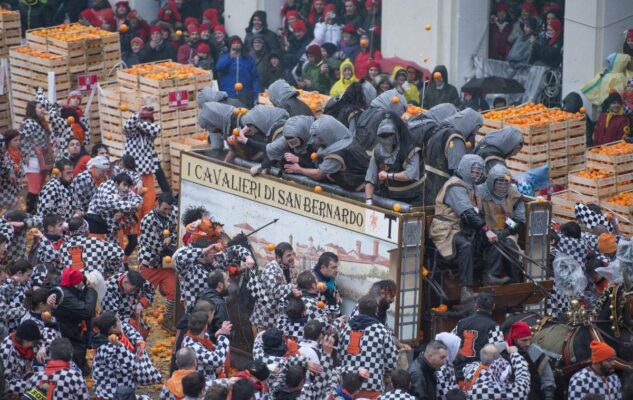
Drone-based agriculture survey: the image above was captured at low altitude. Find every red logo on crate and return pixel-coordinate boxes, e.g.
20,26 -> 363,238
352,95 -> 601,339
169,90 -> 189,108
77,74 -> 98,92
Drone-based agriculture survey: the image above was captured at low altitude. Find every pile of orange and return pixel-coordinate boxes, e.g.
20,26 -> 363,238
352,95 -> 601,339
191,133 -> 208,141
605,192 -> 633,206
484,103 -> 547,120
13,46 -> 64,60
589,141 -> 633,156
486,103 -> 583,127
0,8 -> 15,15
297,90 -> 330,113
123,61 -> 208,81
29,23 -> 116,41
575,167 -> 613,180
406,105 -> 423,115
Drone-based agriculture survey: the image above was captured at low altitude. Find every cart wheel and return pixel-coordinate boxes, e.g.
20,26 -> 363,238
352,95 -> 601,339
538,69 -> 562,106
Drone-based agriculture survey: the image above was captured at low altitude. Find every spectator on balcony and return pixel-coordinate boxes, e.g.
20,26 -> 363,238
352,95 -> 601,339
623,28 -> 633,58
245,11 -> 280,53
216,36 -> 261,107
139,25 -> 177,63
314,4 -> 341,45
593,92 -> 631,146
532,18 -> 563,69
423,65 -> 460,109
489,3 -> 512,60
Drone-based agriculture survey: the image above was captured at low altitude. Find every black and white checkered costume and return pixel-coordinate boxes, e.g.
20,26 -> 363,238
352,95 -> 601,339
37,177 -> 79,220
112,164 -> 142,186
0,277 -> 30,332
348,304 -> 396,338
276,292 -> 330,340
92,322 -> 162,399
138,208 -> 178,268
29,362 -> 89,400
339,318 -> 398,392
101,272 -> 156,326
21,311 -> 62,359
552,235 -> 589,266
182,333 -> 230,380
376,389 -> 416,399
35,89 -> 75,161
575,202 -> 614,233
87,179 -> 142,242
251,261 -> 294,329
274,352 -> 334,400
173,246 -> 214,308
0,148 -> 21,210
19,112 -> 51,161
436,362 -> 457,400
30,235 -> 64,286
58,233 -> 124,276
466,353 -> 530,400
568,366 -> 621,400
0,333 -> 35,396
2,214 -> 42,264
122,112 -> 161,175
71,169 -> 102,212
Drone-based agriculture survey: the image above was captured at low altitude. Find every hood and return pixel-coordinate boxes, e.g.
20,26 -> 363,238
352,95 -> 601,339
197,86 -> 229,107
608,52 -> 631,74
268,80 -> 298,106
443,108 -> 483,140
562,92 -> 584,113
199,102 -> 236,136
432,65 -> 449,83
249,33 -> 270,54
242,105 -> 289,137
310,114 -> 354,157
338,58 -> 358,84
427,103 -> 458,122
476,126 -> 524,158
370,89 -> 407,115
456,154 -> 485,186
282,115 -> 315,152
391,65 -> 407,80
435,332 -> 461,363
481,163 -> 512,204
247,10 -> 269,32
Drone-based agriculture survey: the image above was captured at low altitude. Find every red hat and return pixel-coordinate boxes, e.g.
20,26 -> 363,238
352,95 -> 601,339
187,25 -> 199,34
214,25 -> 226,34
365,0 -> 381,10
184,17 -> 199,28
196,43 -> 210,55
292,20 -> 307,33
521,3 -> 538,16
627,28 -> 633,41
115,1 -> 129,8
506,321 -> 532,346
79,9 -> 99,26
230,37 -> 242,47
130,37 -> 144,46
306,44 -> 322,62
323,4 -> 336,15
286,10 -> 299,19
203,8 -> 219,26
150,24 -> 162,34
199,23 -> 210,32
367,59 -> 380,70
342,23 -> 356,34
590,340 -> 615,364
61,268 -> 84,287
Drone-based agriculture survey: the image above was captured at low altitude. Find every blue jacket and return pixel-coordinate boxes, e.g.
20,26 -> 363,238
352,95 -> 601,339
216,53 -> 261,102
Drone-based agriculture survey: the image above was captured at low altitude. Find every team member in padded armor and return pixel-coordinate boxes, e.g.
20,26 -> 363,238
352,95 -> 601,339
476,164 -> 526,285
267,79 -> 315,117
228,105 -> 289,163
423,108 -> 483,206
351,89 -> 407,151
364,112 -> 423,206
284,114 -> 370,192
429,155 -> 500,303
198,102 -> 243,151
474,125 -> 524,172
251,115 -> 317,177
407,103 -> 458,148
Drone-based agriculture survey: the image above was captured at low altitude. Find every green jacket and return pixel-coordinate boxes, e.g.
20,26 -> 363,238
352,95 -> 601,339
302,62 -> 332,95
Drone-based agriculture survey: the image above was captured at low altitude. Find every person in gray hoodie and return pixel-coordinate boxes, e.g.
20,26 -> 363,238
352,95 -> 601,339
474,126 -> 524,172
268,79 -> 315,117
229,105 -> 289,163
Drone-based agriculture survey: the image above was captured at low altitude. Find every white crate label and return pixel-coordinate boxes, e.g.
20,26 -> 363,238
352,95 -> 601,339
168,90 -> 189,108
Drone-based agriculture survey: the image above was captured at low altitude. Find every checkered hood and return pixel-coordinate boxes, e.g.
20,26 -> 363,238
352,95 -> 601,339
574,202 -> 613,232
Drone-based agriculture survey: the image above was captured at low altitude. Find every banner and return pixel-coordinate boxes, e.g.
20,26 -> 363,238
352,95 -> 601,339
180,153 -> 400,243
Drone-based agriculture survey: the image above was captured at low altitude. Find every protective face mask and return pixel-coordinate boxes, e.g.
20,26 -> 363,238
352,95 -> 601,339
377,134 -> 396,153
470,164 -> 484,184
286,137 -> 302,149
493,179 -> 510,197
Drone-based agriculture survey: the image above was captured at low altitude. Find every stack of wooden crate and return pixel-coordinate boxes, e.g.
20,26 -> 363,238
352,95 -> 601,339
169,136 -> 209,190
478,104 -> 586,186
9,23 -> 120,144
99,61 -> 212,190
0,9 -> 20,131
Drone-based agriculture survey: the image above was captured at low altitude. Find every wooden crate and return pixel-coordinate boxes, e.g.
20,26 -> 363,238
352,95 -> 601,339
568,169 -> 617,198
586,141 -> 633,174
551,190 -> 597,220
0,10 -> 21,57
169,136 -> 209,188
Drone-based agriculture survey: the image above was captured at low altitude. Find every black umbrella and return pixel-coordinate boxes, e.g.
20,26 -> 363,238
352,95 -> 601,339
461,76 -> 525,94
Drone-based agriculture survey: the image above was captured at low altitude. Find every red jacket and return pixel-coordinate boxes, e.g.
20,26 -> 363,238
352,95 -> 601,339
593,112 -> 630,146
354,49 -> 382,79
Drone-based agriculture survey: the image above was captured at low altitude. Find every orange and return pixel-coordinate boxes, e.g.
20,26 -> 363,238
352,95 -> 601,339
391,96 -> 400,104
234,82 -> 243,92
433,71 -> 442,80
360,38 -> 369,47
142,187 -> 149,193
316,301 -> 326,309
423,57 -> 429,63
119,24 -> 128,33
580,107 -> 586,113
232,128 -> 240,136
162,229 -> 170,236
314,185 -> 322,193
424,24 -> 432,31
176,30 -> 183,36
41,311 -> 52,321
119,104 -> 128,112
163,256 -> 172,263
267,243 -> 275,251
393,203 -> 401,212
421,267 -> 429,278
105,135 -> 113,140
67,116 -> 75,124
316,282 -> 327,292
310,152 -> 318,161
51,168 -> 61,175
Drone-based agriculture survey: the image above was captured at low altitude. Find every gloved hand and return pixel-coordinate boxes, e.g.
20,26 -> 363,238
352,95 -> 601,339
460,208 -> 486,230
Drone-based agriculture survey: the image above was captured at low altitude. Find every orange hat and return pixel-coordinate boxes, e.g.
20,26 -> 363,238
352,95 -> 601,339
597,232 -> 617,254
590,340 -> 615,364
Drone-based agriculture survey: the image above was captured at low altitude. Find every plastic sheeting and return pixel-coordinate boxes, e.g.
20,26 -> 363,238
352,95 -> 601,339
471,56 -> 548,105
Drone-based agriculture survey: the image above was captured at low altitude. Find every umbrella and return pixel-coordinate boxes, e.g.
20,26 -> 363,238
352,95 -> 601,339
461,76 -> 525,94
379,56 -> 431,81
